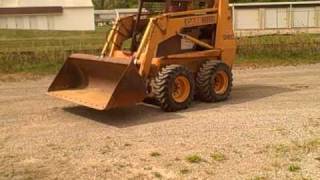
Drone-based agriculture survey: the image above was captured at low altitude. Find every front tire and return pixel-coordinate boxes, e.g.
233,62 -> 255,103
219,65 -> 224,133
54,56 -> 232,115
153,65 -> 194,112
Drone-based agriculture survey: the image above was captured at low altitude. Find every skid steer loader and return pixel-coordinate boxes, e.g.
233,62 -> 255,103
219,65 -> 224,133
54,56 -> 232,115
48,0 -> 236,112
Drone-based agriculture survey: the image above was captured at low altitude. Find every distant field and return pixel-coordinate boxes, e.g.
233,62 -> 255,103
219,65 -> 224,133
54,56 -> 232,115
237,34 -> 320,67
0,28 -> 107,74
0,28 -> 320,74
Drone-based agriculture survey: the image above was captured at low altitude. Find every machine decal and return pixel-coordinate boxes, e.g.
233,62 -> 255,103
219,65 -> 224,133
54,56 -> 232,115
223,34 -> 235,40
184,14 -> 217,27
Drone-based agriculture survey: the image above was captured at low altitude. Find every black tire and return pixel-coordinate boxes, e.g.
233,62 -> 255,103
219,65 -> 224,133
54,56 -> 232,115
153,65 -> 195,112
196,61 -> 233,102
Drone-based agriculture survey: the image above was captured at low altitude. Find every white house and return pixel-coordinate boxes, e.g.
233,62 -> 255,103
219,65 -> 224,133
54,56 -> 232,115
0,0 -> 95,30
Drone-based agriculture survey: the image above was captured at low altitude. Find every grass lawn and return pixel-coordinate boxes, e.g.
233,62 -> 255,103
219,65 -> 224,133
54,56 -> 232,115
236,34 -> 320,66
0,27 -> 108,74
0,28 -> 319,74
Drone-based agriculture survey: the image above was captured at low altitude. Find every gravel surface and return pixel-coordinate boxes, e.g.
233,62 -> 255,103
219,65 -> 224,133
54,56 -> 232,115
0,64 -> 319,180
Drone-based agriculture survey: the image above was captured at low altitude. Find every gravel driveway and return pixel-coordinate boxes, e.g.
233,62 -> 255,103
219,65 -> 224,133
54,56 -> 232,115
0,64 -> 319,179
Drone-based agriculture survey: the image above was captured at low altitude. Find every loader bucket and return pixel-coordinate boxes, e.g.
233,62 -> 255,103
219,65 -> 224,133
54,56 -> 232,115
48,54 -> 146,110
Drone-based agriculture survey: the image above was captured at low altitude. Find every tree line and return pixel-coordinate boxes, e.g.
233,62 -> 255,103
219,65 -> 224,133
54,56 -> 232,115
92,0 -> 137,9
92,0 -> 313,9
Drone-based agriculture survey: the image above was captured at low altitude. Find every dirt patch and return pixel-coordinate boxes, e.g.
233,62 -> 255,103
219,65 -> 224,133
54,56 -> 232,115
0,64 -> 320,179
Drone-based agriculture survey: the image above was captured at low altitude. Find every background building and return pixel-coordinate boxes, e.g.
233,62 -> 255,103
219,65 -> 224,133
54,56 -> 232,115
0,0 -> 95,30
94,1 -> 320,36
232,1 -> 320,36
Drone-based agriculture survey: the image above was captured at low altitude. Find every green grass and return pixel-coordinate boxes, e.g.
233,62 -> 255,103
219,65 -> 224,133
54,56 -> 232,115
0,28 -> 107,74
251,176 -> 268,180
186,154 -> 203,163
153,172 -> 162,178
267,138 -> 320,159
150,152 -> 161,157
211,152 -> 227,162
180,169 -> 191,174
0,28 -> 107,51
288,164 -> 301,172
297,138 -> 320,153
236,33 -> 320,66
0,29 -> 319,75
265,138 -> 319,175
272,144 -> 291,156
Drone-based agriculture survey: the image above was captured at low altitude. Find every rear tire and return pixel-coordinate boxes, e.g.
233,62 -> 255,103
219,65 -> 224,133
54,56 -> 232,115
153,65 -> 194,112
196,61 -> 233,102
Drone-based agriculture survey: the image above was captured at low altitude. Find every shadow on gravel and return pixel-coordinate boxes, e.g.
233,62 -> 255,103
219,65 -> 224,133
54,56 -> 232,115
186,84 -> 297,112
64,104 -> 183,128
64,84 -> 295,127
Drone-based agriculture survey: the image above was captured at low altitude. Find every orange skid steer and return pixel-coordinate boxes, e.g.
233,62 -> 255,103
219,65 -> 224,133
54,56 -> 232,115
48,0 -> 236,112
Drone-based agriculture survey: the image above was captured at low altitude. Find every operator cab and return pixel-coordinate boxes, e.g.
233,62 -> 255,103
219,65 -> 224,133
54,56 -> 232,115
141,0 -> 214,13
131,0 -> 215,51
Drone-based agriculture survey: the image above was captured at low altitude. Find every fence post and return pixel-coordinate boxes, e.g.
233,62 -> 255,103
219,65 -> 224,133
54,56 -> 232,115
259,8 -> 265,30
289,4 -> 293,29
232,5 -> 236,32
316,6 -> 320,27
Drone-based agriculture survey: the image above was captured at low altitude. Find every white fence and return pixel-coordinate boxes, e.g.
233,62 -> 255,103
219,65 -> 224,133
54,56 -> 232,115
95,9 -> 139,24
95,1 -> 320,36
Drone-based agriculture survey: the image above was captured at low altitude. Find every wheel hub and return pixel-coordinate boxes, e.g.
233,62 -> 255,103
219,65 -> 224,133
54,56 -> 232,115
172,76 -> 190,103
214,71 -> 229,95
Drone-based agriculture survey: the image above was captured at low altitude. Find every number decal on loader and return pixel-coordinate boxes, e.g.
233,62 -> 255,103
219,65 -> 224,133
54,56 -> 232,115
223,34 -> 235,40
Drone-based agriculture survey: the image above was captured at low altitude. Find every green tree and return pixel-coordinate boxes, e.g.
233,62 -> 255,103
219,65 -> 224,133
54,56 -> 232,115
92,0 -> 137,9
